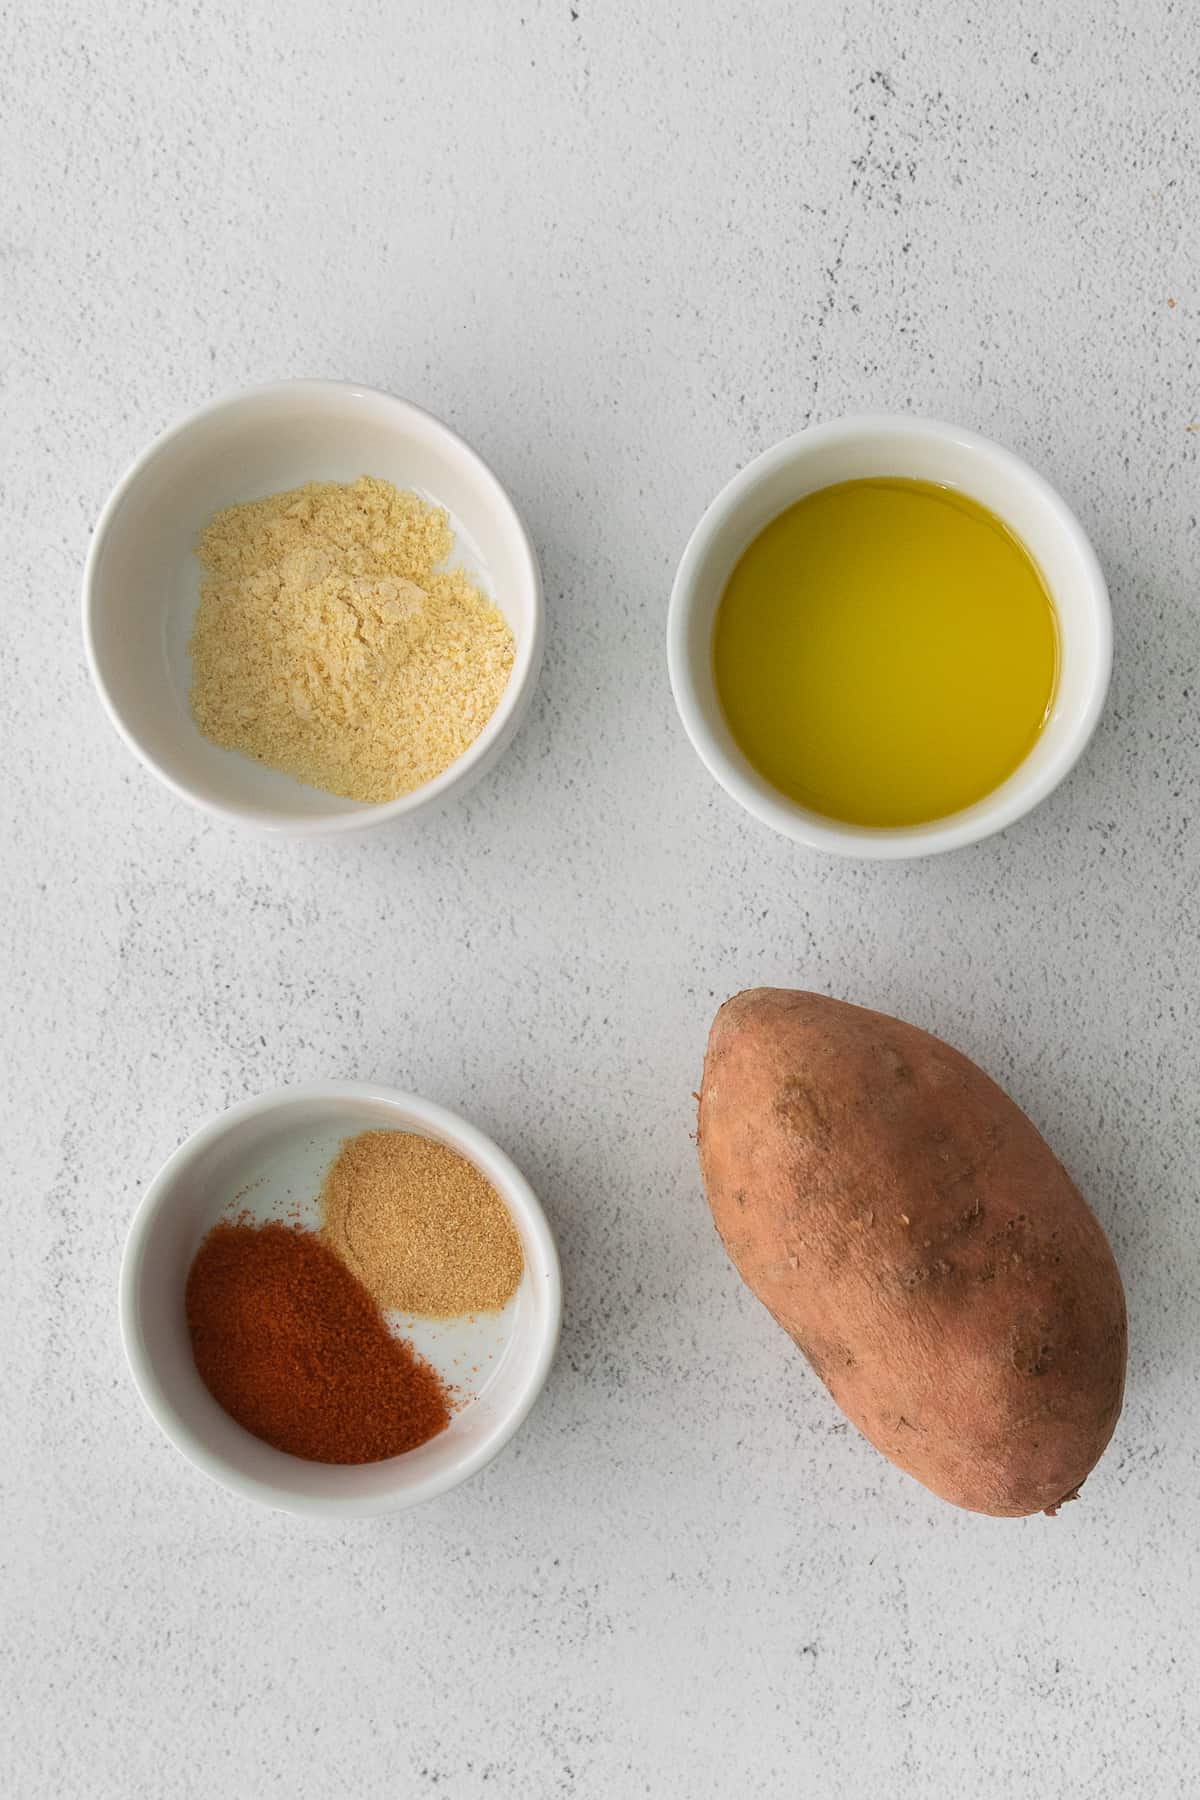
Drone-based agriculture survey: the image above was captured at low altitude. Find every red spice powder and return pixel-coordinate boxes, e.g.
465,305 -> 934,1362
185,1221 -> 451,1464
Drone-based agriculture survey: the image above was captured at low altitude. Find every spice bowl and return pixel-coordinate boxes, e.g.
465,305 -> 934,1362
120,1083 -> 562,1515
668,414 -> 1112,858
83,380 -> 543,835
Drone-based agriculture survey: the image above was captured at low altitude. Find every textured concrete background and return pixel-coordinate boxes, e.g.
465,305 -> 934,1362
3,1 -> 1198,1794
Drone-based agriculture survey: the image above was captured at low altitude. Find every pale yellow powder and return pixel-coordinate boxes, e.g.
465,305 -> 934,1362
188,476 -> 514,803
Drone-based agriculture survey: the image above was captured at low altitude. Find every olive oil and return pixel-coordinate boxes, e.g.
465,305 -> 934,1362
712,478 -> 1058,828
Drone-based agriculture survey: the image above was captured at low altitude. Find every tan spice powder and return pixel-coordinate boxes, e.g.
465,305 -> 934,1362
188,476 -> 513,804
320,1130 -> 525,1317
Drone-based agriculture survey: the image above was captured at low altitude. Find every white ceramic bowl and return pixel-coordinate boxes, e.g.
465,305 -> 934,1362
83,381 -> 543,835
668,415 -> 1111,858
120,1083 -> 562,1515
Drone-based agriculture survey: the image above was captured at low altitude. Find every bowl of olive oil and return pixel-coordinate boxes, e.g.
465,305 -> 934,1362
668,416 -> 1110,857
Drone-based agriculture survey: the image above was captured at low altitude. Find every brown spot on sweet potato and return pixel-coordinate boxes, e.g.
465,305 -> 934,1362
877,1044 -> 913,1083
1011,1333 -> 1057,1377
898,1257 -> 954,1291
793,1334 -> 855,1384
958,1198 -> 984,1233
775,1082 -> 831,1146
916,1198 -> 985,1257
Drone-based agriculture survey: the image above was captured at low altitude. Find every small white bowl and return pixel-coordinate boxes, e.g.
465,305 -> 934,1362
667,415 -> 1112,858
120,1083 -> 562,1515
83,381 -> 543,835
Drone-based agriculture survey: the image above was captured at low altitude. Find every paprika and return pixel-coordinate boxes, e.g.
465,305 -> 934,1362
185,1220 -> 451,1463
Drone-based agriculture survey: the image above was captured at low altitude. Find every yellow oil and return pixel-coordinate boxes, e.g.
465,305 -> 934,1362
712,478 -> 1059,828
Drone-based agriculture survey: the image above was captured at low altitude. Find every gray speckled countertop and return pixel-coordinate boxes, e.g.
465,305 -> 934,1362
3,2 -> 1198,1794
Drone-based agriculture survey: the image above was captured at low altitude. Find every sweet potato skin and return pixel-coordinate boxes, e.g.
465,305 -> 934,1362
698,989 -> 1127,1516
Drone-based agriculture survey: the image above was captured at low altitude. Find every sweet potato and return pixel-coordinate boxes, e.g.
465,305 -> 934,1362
698,989 -> 1127,1516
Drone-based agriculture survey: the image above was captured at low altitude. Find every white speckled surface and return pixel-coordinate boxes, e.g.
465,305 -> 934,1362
3,2 -> 1198,1793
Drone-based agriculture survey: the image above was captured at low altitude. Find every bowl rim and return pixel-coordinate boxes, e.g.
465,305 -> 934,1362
119,1080 -> 563,1515
81,378 -> 544,836
666,412 -> 1113,859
